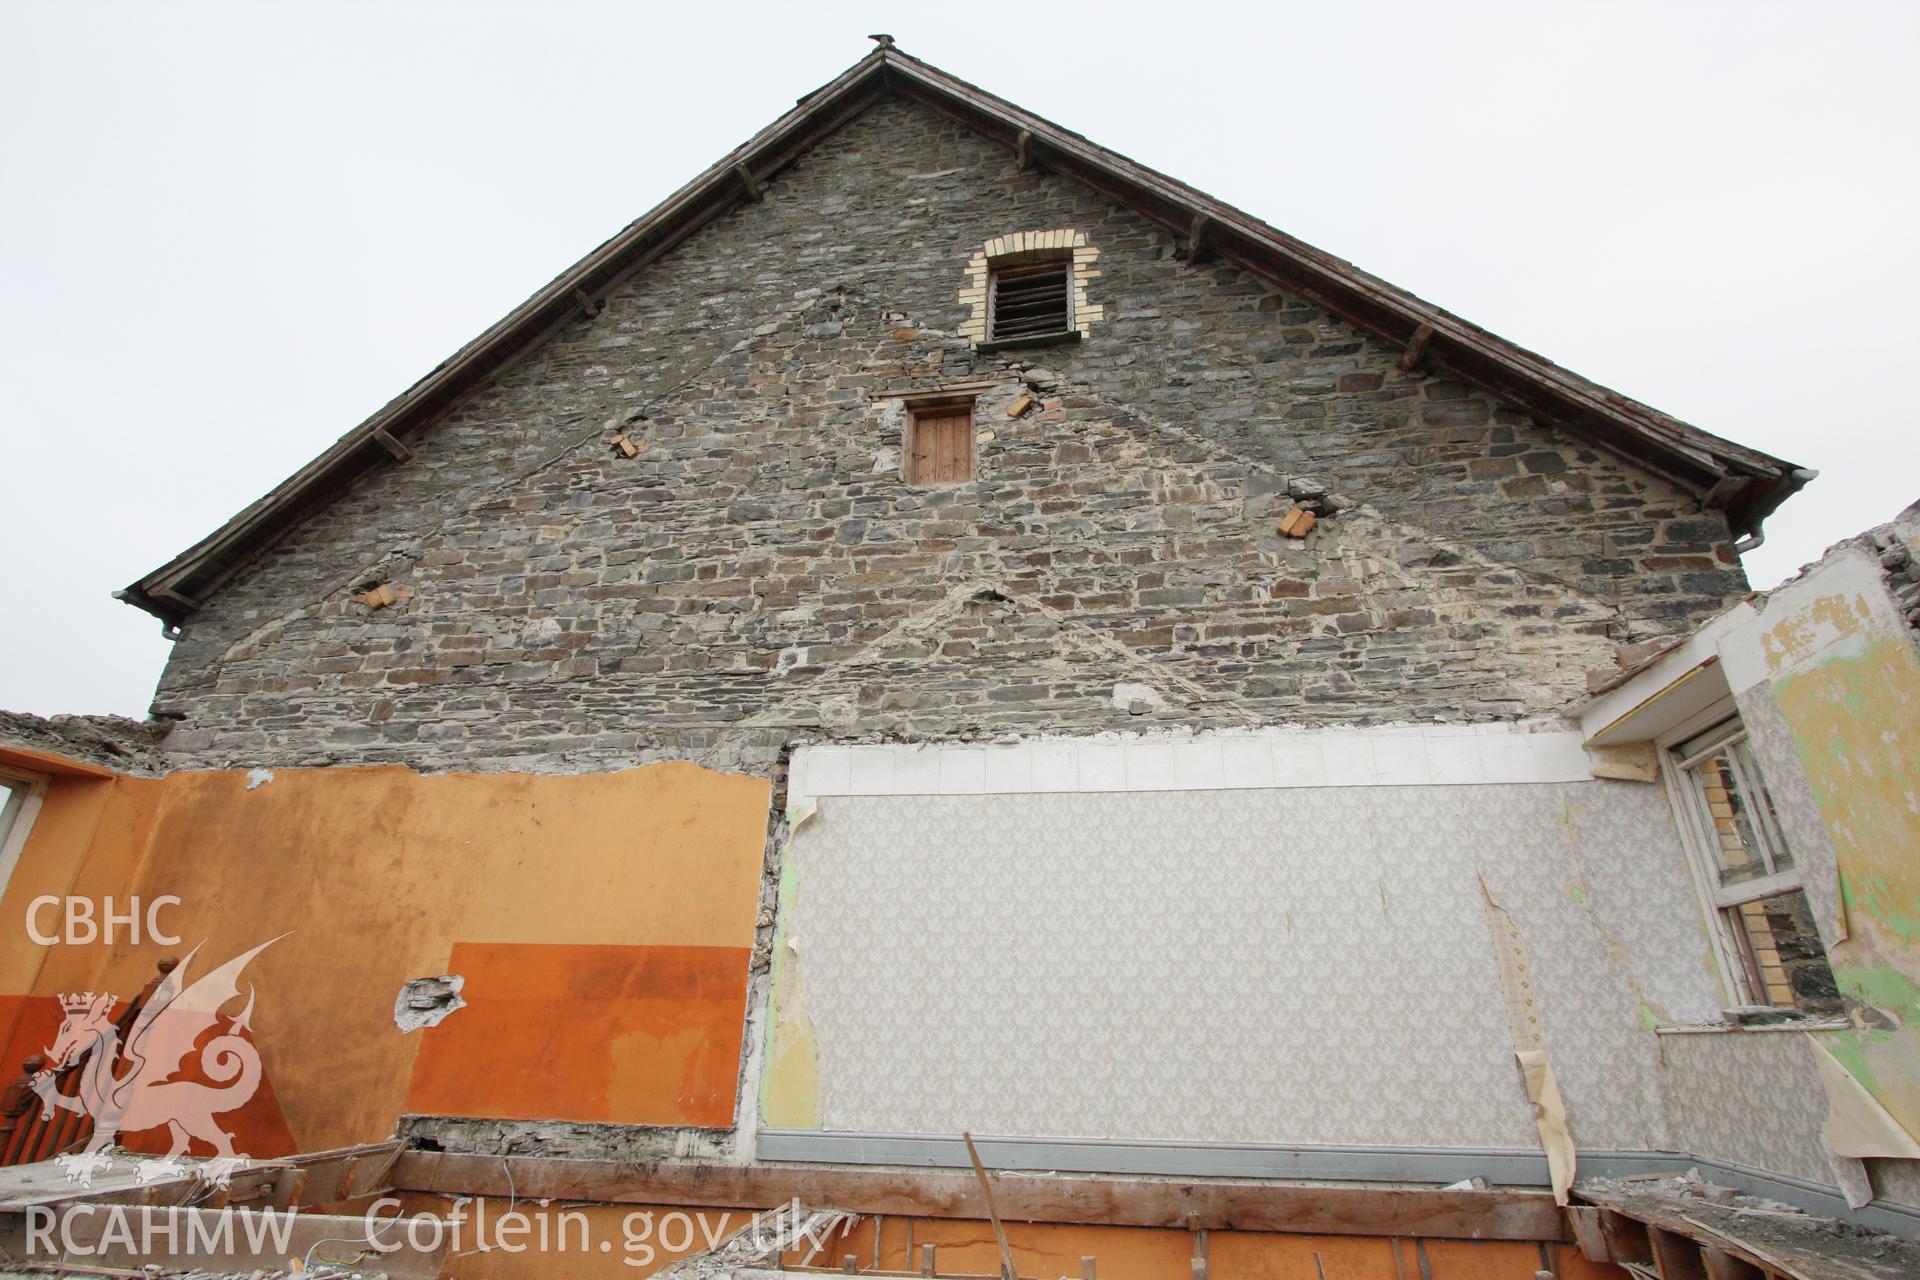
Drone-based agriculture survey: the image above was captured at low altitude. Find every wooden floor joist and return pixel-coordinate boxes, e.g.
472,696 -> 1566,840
392,1152 -> 1568,1242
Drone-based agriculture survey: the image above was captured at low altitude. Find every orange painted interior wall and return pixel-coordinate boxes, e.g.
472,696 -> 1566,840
0,770 -> 164,1083
0,761 -> 770,1156
376,1200 -> 1622,1280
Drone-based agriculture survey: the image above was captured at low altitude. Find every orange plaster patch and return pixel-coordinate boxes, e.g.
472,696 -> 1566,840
0,994 -> 64,1077
405,942 -> 751,1127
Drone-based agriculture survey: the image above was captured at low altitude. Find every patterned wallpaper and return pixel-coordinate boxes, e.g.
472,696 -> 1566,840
776,779 -> 1724,1151
1656,1028 -> 1832,1184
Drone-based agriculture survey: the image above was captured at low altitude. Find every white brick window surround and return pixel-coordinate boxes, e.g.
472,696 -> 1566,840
958,230 -> 1103,346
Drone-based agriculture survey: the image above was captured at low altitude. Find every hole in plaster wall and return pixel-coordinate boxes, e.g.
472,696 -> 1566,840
394,975 -> 467,1033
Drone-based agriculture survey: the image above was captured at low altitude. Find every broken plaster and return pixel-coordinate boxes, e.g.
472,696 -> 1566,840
1110,682 -> 1166,715
394,974 -> 467,1033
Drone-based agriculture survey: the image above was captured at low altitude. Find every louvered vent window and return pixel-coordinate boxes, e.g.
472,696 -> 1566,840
988,261 -> 1072,340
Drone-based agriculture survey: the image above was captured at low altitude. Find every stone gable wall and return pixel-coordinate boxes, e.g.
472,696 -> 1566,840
151,96 -> 1748,772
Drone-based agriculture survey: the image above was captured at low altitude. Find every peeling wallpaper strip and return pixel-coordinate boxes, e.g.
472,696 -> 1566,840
1809,1034 -> 1920,1159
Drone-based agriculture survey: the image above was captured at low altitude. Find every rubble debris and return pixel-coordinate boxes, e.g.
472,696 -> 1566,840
399,1113 -> 731,1161
1577,1172 -> 1920,1279
394,974 -> 466,1033
0,708 -> 171,774
1872,520 -> 1920,629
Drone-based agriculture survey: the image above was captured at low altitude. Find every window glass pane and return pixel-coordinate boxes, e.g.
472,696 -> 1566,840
1682,741 -> 1786,886
1728,889 -> 1842,1016
0,780 -> 20,849
1728,737 -> 1792,871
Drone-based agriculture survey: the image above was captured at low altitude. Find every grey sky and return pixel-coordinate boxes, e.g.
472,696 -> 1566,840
3,2 -> 1915,718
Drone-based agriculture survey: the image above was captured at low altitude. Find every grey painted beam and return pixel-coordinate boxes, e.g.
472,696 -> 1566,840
756,1130 -> 1920,1239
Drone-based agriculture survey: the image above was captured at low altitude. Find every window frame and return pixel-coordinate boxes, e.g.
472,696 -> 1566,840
1658,698 -> 1830,1011
1670,719 -> 1800,906
0,765 -> 48,904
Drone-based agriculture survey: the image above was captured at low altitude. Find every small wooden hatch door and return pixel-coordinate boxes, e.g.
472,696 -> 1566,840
907,401 -> 975,484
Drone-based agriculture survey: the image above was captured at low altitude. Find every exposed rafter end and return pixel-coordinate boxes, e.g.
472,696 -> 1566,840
1015,128 -> 1036,172
1398,323 -> 1434,372
150,583 -> 203,613
734,163 -> 764,202
370,426 -> 414,463
1188,214 -> 1213,264
572,288 -> 603,319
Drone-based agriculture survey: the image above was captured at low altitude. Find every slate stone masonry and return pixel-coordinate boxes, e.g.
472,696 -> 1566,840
150,96 -> 1750,773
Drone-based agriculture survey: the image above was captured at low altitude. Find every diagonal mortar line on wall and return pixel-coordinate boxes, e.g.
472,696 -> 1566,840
1054,374 -> 1673,629
1324,500 -> 1644,684
722,576 -> 1259,746
1346,505 -> 1639,628
196,283 -> 1651,726
203,262 -> 1645,677
188,279 -> 891,676
727,580 -> 1010,732
730,302 -> 1641,705
200,283 -> 925,679
862,336 -> 1642,693
1011,587 -> 1263,722
198,294 -> 840,672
